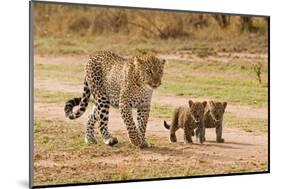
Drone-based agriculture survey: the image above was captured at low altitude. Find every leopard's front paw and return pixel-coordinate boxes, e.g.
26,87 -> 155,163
104,137 -> 119,146
140,141 -> 153,148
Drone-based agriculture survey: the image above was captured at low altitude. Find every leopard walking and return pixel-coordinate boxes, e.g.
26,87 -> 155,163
65,51 -> 165,148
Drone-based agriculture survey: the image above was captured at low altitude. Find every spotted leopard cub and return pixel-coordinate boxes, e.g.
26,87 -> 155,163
163,100 -> 207,144
196,101 -> 227,143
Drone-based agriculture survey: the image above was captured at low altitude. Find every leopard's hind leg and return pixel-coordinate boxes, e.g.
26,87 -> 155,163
85,64 -> 118,146
96,94 -> 118,146
85,107 -> 98,144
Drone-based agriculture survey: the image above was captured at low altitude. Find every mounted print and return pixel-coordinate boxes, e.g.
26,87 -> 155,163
29,1 -> 269,188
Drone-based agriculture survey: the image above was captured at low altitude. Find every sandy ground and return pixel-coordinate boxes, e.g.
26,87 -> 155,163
35,98 -> 268,165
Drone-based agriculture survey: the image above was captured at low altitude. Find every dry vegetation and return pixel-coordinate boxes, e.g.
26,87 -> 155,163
34,3 -> 268,55
32,2 -> 269,187
34,3 -> 268,38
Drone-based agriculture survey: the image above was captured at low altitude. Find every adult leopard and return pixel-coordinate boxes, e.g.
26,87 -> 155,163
64,51 -> 165,148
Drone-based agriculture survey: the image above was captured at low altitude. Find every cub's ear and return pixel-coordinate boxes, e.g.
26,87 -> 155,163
188,100 -> 194,107
202,101 -> 207,108
223,102 -> 227,110
209,100 -> 215,108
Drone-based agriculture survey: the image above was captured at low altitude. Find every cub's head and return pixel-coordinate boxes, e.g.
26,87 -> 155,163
134,53 -> 165,89
209,101 -> 227,122
188,100 -> 207,123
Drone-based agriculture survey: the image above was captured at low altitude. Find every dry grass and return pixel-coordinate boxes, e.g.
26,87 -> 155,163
34,3 -> 268,39
33,2 -> 268,56
34,117 -> 267,186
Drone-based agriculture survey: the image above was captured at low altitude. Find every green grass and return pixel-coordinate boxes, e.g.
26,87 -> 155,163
167,59 -> 268,77
35,118 -> 87,150
35,89 -> 80,104
35,58 -> 268,107
34,34 -> 268,56
35,62 -> 84,83
35,35 -> 175,55
158,60 -> 268,107
224,114 -> 268,133
150,103 -> 173,119
36,62 -> 84,73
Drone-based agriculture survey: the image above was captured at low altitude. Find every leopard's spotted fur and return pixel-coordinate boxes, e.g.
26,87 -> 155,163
195,101 -> 227,143
163,100 -> 207,144
65,51 -> 165,148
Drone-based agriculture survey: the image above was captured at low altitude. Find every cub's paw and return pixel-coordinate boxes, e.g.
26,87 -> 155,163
199,139 -> 204,144
191,130 -> 195,136
170,134 -> 177,143
216,138 -> 224,143
196,136 -> 206,142
184,141 -> 193,144
104,137 -> 119,146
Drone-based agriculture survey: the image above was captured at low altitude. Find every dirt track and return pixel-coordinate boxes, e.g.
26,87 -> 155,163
35,97 -> 268,165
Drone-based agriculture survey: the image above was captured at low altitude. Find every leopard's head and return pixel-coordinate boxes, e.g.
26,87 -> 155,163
209,101 -> 227,123
189,100 -> 207,123
134,53 -> 165,89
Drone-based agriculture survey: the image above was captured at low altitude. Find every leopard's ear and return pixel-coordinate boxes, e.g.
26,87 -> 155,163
188,100 -> 194,107
202,101 -> 207,108
209,101 -> 215,108
223,102 -> 227,110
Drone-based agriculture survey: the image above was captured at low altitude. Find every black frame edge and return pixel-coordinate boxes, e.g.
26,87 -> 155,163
267,16 -> 270,173
29,1 -> 34,188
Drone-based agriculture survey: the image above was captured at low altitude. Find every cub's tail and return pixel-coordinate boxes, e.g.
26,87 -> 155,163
64,80 -> 91,120
163,120 -> 171,130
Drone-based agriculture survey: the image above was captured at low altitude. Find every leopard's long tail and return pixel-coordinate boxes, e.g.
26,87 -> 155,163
64,80 -> 91,120
163,120 -> 171,130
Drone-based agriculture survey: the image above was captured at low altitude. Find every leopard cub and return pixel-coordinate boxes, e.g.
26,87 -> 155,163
196,101 -> 227,143
163,100 -> 207,144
